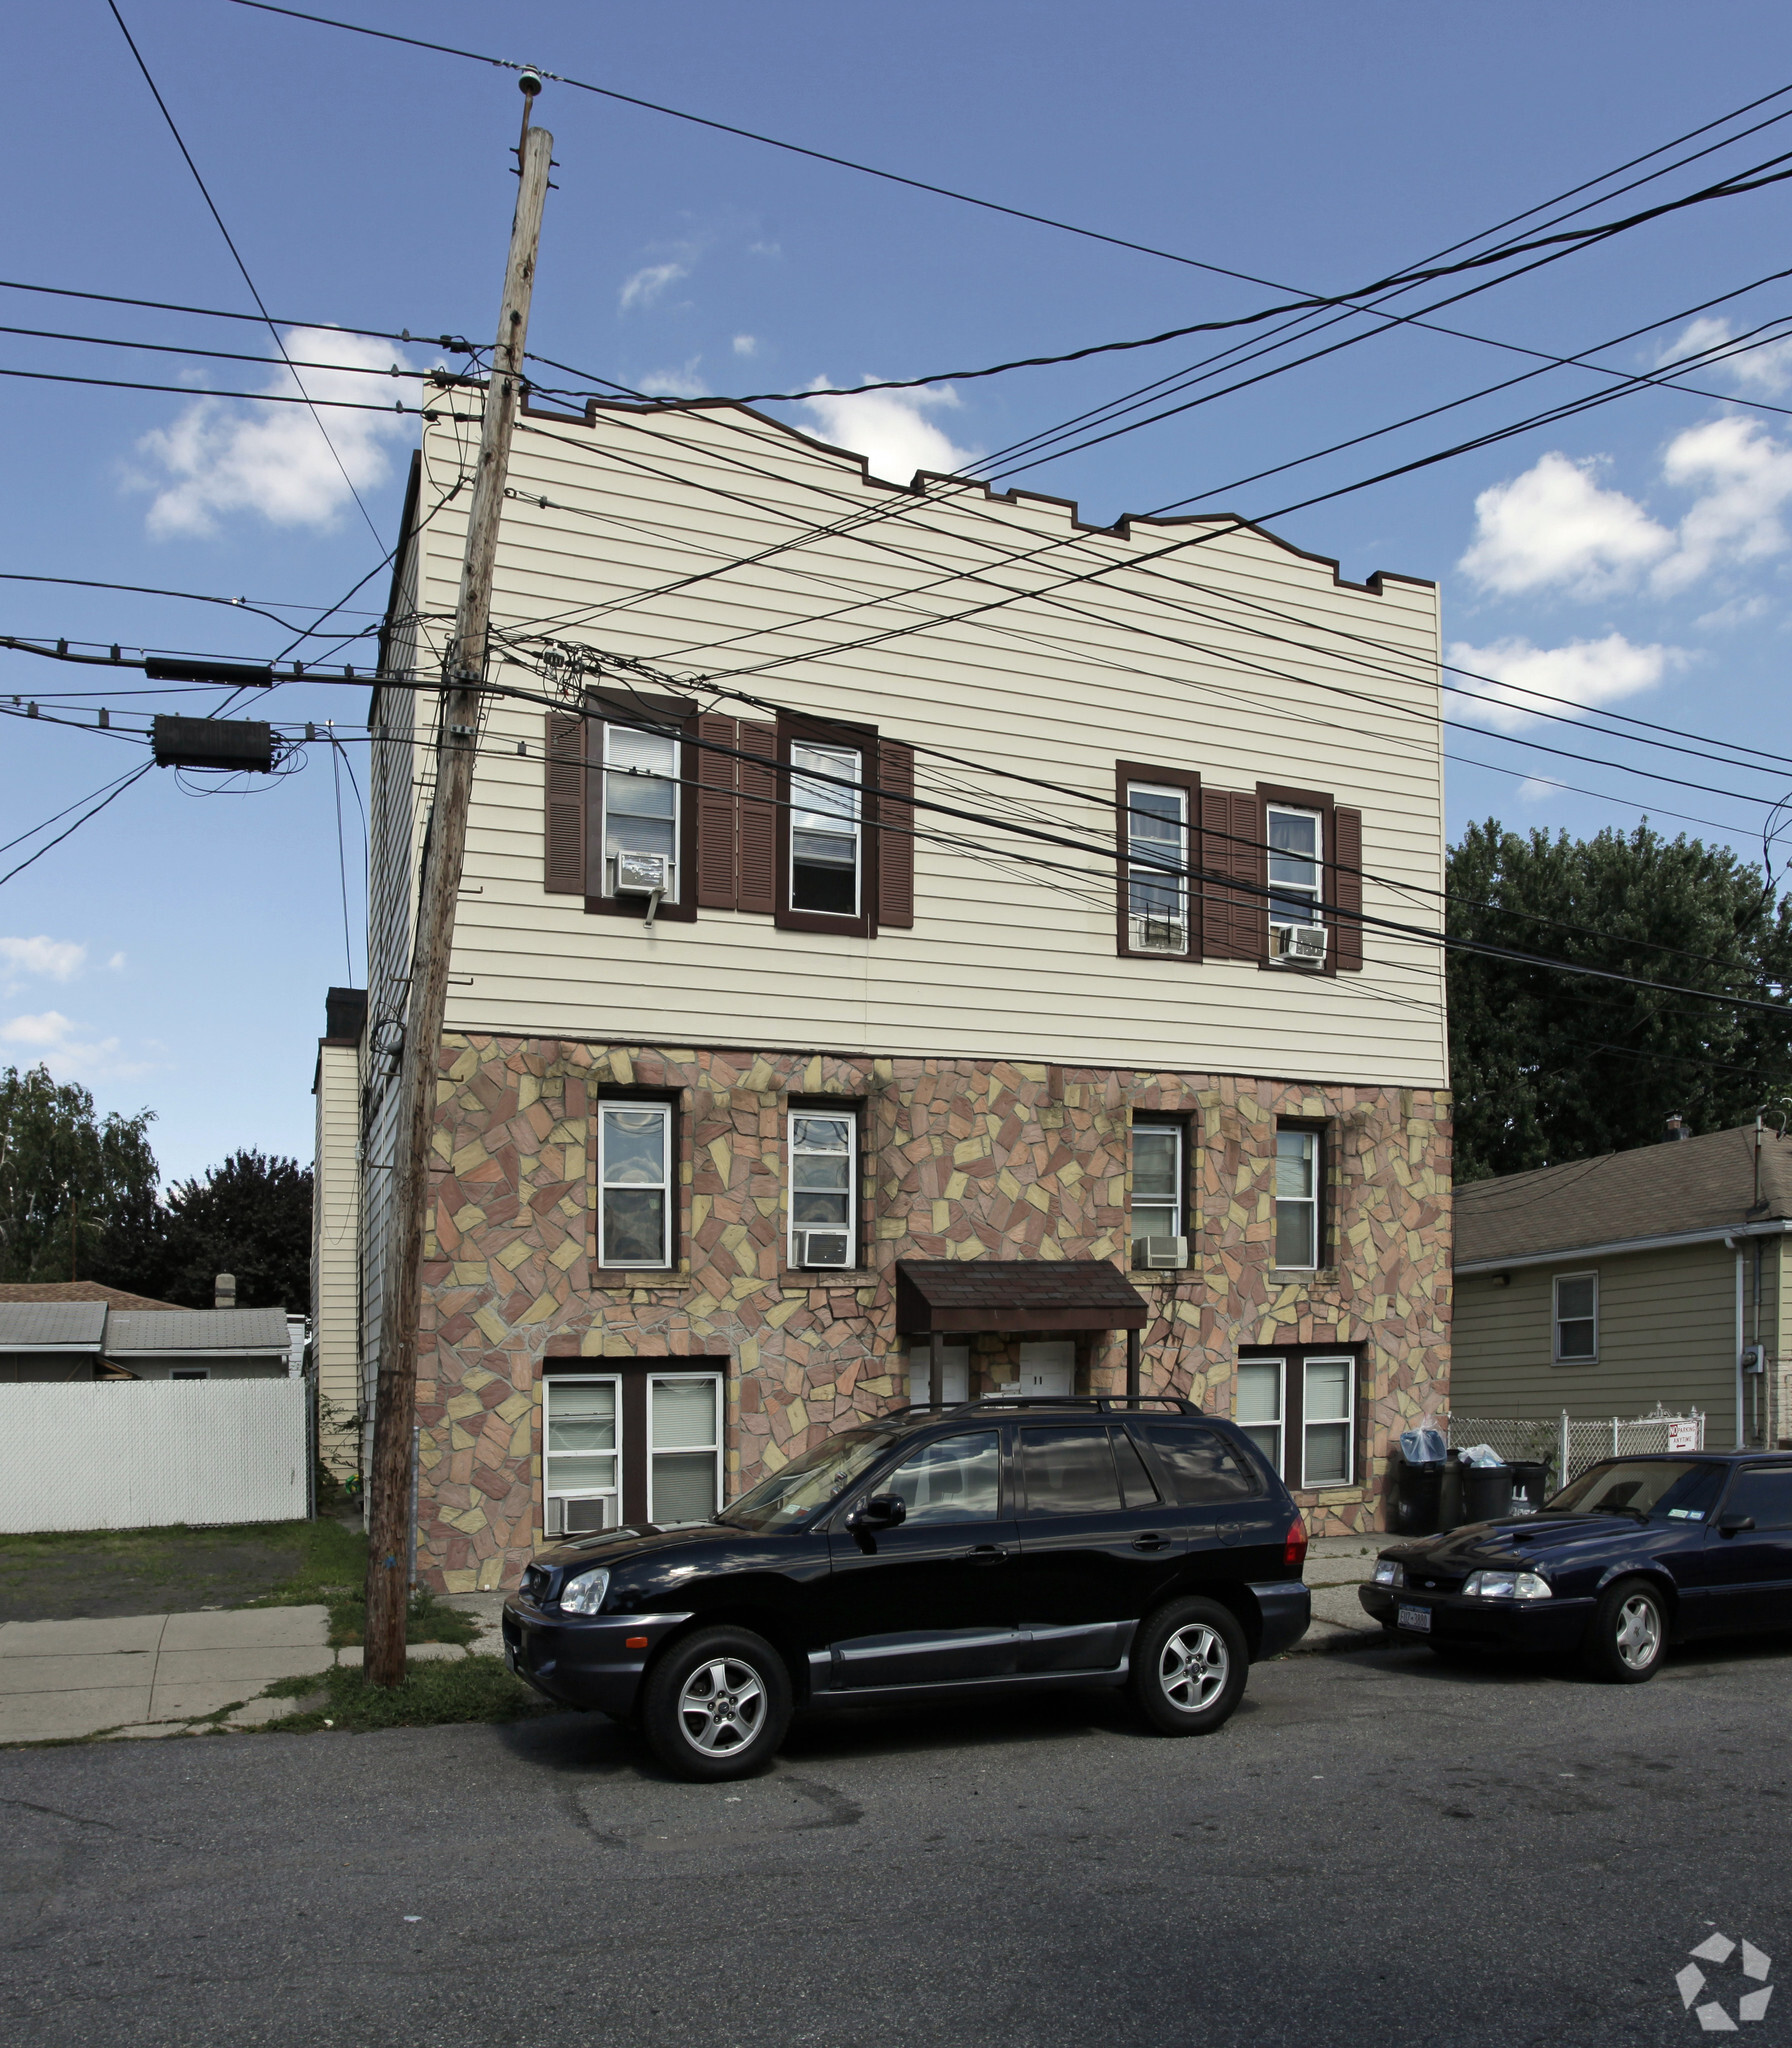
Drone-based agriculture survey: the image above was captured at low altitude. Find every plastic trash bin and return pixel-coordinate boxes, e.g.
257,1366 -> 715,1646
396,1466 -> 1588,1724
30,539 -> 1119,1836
1385,1451 -> 1445,1536
1505,1460 -> 1553,1515
1458,1460 -> 1515,1523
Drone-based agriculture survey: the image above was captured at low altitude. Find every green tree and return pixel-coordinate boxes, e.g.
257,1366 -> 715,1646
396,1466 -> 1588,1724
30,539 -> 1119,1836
1447,820 -> 1792,1182
159,1149 -> 313,1311
0,1064 -> 162,1285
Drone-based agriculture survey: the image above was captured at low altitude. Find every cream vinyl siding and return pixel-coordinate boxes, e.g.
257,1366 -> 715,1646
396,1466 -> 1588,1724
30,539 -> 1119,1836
311,1040 -> 362,1470
1452,1242 -> 1748,1439
377,401 -> 1445,1088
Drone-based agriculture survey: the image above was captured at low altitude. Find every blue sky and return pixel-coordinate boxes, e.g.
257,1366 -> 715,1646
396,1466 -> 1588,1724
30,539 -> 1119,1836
5,1 -> 1792,1181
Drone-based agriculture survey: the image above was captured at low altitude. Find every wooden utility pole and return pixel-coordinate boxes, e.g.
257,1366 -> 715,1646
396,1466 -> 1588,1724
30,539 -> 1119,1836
364,96 -> 553,1688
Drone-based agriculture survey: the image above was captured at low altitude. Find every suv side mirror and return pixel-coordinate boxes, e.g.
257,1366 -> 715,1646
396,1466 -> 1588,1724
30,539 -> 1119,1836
1718,1512 -> 1756,1535
849,1494 -> 906,1532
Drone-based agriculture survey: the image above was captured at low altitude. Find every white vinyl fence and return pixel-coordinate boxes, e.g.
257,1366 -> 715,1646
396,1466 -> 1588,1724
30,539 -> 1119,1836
0,1380 -> 309,1533
1449,1409 -> 1706,1487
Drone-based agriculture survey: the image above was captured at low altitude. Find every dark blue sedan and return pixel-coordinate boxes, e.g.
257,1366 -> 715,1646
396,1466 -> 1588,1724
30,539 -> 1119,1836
1359,1452 -> 1792,1682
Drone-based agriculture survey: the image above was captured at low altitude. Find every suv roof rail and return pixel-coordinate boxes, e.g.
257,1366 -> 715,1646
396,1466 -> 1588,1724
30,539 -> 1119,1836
891,1395 -> 1205,1418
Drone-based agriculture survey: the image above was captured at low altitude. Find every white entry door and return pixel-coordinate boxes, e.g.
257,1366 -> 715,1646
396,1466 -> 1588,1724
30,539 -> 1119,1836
907,1344 -> 970,1406
1014,1341 -> 1076,1397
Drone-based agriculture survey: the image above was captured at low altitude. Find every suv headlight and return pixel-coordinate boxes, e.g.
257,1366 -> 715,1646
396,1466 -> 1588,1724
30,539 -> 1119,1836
1462,1569 -> 1551,1601
1372,1559 -> 1405,1588
558,1566 -> 611,1615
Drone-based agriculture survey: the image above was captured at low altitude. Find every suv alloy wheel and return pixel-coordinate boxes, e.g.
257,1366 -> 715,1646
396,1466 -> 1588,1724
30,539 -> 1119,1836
1130,1596 -> 1249,1735
641,1624 -> 794,1780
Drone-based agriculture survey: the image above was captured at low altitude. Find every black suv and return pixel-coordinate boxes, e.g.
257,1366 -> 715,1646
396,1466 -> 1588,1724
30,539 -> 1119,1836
502,1396 -> 1311,1779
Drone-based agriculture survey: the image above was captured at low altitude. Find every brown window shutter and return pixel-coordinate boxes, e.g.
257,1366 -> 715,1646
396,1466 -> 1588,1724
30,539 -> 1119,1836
876,740 -> 915,929
1332,806 -> 1364,970
695,712 -> 740,909
1200,788 -> 1263,960
737,721 -> 778,915
544,709 -> 585,894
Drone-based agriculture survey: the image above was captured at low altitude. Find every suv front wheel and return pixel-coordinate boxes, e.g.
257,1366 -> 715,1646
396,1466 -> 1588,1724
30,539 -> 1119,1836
1130,1597 -> 1248,1735
641,1625 -> 793,1780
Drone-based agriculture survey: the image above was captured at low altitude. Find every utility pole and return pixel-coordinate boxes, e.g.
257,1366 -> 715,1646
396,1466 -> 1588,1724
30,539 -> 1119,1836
364,83 -> 553,1687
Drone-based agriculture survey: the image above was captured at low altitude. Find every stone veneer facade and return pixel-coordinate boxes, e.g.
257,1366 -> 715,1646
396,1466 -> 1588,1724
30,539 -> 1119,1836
415,1032 -> 1451,1593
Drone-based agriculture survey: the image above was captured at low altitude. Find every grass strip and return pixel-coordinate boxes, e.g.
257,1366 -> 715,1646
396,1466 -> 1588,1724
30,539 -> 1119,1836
260,1655 -> 553,1732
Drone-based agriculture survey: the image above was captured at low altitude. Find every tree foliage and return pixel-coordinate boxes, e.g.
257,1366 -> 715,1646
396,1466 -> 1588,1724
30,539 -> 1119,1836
158,1150 -> 313,1310
0,1065 -> 161,1285
1447,820 -> 1792,1182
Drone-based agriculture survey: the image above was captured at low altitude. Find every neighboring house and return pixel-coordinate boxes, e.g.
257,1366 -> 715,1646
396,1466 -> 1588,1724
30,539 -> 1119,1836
311,985 -> 367,1477
319,397 -> 1452,1594
1453,1123 -> 1790,1449
0,1285 -> 293,1383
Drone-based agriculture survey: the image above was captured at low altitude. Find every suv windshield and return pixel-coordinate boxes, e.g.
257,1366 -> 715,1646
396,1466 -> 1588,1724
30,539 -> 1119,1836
1547,1459 -> 1724,1521
717,1429 -> 898,1532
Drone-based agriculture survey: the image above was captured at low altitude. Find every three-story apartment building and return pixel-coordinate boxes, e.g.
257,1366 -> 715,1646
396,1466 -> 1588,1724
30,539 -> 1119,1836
316,395 -> 1452,1593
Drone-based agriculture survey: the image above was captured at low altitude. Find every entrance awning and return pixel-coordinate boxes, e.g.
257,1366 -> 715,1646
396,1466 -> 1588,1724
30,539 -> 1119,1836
895,1259 -> 1148,1336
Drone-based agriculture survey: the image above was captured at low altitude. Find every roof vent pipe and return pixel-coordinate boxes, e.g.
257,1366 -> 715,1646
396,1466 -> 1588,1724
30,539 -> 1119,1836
214,1273 -> 236,1310
1665,1114 -> 1690,1141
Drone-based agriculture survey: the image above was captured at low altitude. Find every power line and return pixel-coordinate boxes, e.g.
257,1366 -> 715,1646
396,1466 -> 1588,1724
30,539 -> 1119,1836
0,362 -> 469,413
0,275 -> 469,350
0,763 -> 153,888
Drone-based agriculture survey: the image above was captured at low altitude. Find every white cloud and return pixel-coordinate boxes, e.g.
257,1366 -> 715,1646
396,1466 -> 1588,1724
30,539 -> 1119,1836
1458,452 -> 1672,596
1448,632 -> 1686,730
618,262 -> 687,313
1695,594 -> 1770,630
0,1009 -> 150,1082
1657,315 -> 1792,395
636,357 -> 706,398
1516,776 -> 1560,803
106,951 -> 126,972
800,381 -> 979,487
732,334 -> 758,357
3,1009 -> 75,1045
133,328 -> 415,538
0,936 -> 86,981
1652,415 -> 1792,593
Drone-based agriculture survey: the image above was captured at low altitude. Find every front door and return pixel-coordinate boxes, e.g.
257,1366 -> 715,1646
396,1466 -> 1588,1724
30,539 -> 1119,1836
1703,1465 -> 1792,1632
1013,1423 -> 1181,1671
826,1428 -> 1019,1687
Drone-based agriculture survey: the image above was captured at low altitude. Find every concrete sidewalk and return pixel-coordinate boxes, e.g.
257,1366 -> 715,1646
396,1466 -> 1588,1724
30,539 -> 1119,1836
0,1606 -> 490,1744
1286,1533 -> 1389,1655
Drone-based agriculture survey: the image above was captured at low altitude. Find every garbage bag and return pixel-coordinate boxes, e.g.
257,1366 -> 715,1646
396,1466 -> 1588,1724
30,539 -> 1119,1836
1399,1426 -> 1448,1464
1457,1442 -> 1505,1468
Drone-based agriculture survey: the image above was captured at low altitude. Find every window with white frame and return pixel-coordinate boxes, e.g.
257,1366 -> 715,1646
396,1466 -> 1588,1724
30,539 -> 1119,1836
1267,805 -> 1323,930
1554,1272 -> 1598,1362
598,1102 -> 672,1268
790,742 -> 861,915
1236,1358 -> 1284,1473
1275,1127 -> 1320,1269
649,1374 -> 722,1522
544,1376 -> 620,1534
1131,1117 -> 1184,1255
1301,1356 -> 1355,1487
602,724 -> 680,899
789,1109 -> 857,1268
1127,783 -> 1189,953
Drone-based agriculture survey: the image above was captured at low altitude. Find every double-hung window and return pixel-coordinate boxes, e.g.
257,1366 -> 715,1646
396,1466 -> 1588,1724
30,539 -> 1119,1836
1274,1127 -> 1321,1270
790,743 -> 861,916
1554,1272 -> 1598,1362
602,724 -> 680,901
1131,1117 -> 1184,1262
649,1374 -> 722,1522
789,1109 -> 857,1269
1236,1353 -> 1358,1489
1267,804 -> 1323,932
1127,784 -> 1189,954
544,1376 -> 620,1534
598,1102 -> 673,1268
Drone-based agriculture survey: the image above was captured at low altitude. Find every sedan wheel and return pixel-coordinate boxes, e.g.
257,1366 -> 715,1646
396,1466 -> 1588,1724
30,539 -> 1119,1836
1581,1576 -> 1668,1685
1131,1596 -> 1249,1735
641,1626 -> 792,1780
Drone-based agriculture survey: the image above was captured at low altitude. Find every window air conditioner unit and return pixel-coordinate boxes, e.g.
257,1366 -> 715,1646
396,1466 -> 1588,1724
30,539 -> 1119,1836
1134,915 -> 1186,953
611,851 -> 671,896
1137,1235 -> 1188,1270
546,1496 -> 609,1538
1274,922 -> 1328,965
798,1229 -> 853,1270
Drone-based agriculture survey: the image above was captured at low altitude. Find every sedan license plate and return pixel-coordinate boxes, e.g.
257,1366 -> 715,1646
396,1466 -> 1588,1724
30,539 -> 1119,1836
1397,1604 -> 1432,1633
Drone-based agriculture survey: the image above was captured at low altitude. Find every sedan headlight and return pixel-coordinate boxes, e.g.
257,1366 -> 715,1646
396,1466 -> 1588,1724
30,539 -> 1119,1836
1462,1568 -> 1551,1601
558,1566 -> 611,1615
1372,1559 -> 1405,1588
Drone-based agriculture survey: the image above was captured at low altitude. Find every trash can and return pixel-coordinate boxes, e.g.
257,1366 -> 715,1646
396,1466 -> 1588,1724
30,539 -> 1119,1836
1505,1460 -> 1553,1515
1458,1460 -> 1515,1524
1385,1450 -> 1446,1536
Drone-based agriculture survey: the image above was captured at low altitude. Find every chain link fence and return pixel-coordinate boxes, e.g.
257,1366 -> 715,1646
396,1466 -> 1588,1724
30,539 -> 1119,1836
1448,1409 -> 1706,1486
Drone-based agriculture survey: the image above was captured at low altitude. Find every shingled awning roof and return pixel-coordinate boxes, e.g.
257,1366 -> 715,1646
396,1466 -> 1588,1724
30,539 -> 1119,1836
895,1259 -> 1147,1335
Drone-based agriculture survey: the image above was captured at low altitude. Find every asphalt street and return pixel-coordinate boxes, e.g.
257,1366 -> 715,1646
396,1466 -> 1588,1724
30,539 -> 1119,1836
3,1633 -> 1789,2048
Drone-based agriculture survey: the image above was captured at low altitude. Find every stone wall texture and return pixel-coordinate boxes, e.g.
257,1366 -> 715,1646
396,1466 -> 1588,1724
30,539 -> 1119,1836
413,1034 -> 1452,1592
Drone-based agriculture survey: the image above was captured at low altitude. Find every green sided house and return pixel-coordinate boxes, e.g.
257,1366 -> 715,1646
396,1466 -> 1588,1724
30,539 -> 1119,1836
1453,1123 -> 1792,1452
